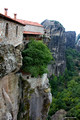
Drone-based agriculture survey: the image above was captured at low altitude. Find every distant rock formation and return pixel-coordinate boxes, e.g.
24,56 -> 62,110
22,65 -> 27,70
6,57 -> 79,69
65,31 -> 76,49
75,33 -> 80,51
41,19 -> 66,76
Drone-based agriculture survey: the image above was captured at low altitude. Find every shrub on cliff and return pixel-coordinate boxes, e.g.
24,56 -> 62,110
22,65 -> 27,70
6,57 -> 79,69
22,40 -> 53,77
48,48 -> 80,120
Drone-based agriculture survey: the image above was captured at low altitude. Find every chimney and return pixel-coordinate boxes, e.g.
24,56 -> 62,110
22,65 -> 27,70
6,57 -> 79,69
4,8 -> 8,16
14,14 -> 17,20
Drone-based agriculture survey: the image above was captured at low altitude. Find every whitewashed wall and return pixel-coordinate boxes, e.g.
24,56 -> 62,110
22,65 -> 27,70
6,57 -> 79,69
24,24 -> 44,34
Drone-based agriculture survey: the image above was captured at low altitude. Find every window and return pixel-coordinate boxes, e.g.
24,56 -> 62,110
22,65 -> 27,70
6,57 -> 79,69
16,26 -> 18,37
5,23 -> 8,37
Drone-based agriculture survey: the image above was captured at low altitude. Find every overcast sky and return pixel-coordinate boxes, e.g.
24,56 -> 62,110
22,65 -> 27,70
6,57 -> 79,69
0,0 -> 80,35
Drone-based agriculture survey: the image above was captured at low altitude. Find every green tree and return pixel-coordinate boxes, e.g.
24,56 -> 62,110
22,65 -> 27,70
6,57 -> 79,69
48,79 -> 80,119
22,40 -> 53,77
48,48 -> 80,120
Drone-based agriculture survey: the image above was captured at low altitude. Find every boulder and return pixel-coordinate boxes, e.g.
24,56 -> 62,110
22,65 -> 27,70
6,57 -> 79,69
51,109 -> 67,120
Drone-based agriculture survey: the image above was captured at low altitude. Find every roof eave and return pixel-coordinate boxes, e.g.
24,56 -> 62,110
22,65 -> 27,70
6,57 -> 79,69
23,31 -> 43,35
0,13 -> 25,26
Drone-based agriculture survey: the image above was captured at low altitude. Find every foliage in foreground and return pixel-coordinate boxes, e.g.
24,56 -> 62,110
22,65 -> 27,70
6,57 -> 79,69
22,40 -> 53,77
48,48 -> 80,120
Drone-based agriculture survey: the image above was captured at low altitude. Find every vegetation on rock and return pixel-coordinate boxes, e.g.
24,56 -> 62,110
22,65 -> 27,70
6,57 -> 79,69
48,48 -> 80,120
22,40 -> 53,77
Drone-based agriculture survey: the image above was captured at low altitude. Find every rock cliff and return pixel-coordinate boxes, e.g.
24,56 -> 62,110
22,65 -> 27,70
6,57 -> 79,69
0,44 -> 22,120
75,33 -> 80,51
18,73 -> 52,120
0,43 -> 52,120
65,31 -> 76,49
41,19 -> 66,76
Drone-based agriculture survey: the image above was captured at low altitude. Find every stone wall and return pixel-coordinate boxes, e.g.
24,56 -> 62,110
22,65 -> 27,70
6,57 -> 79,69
24,25 -> 44,34
0,18 -> 24,47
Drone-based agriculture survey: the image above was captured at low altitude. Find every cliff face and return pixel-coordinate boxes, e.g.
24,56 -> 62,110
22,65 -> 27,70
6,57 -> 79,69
0,43 -> 52,120
75,34 -> 80,51
0,44 -> 22,120
41,19 -> 66,76
65,31 -> 76,49
18,74 -> 52,120
0,44 -> 22,78
0,73 -> 20,120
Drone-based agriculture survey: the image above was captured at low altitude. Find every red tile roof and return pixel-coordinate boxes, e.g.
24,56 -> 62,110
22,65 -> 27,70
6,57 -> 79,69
0,13 -> 25,26
17,19 -> 43,27
24,31 -> 43,35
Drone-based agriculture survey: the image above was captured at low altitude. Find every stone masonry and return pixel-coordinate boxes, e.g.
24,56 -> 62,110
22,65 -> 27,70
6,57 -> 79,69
0,18 -> 24,47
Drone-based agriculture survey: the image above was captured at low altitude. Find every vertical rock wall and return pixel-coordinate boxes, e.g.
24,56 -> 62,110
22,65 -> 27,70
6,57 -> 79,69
65,31 -> 76,49
41,19 -> 66,76
0,73 -> 19,120
0,44 -> 22,120
18,73 -> 52,120
0,43 -> 52,120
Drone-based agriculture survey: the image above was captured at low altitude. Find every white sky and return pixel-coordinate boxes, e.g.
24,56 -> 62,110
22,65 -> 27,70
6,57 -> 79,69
0,0 -> 80,35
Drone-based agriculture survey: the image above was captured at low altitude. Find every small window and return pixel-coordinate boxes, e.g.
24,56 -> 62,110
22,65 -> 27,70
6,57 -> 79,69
5,23 -> 8,37
16,26 -> 18,37
27,76 -> 29,79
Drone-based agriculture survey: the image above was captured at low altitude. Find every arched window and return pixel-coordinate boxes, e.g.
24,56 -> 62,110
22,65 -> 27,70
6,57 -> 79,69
16,26 -> 18,37
5,23 -> 8,37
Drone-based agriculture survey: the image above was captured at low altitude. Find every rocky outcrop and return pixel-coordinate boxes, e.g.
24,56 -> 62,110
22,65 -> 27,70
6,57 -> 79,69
0,73 -> 20,120
0,44 -> 22,120
0,43 -> 52,120
76,34 -> 80,51
65,31 -> 76,49
51,109 -> 67,120
41,19 -> 66,76
18,73 -> 52,120
0,44 -> 22,78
